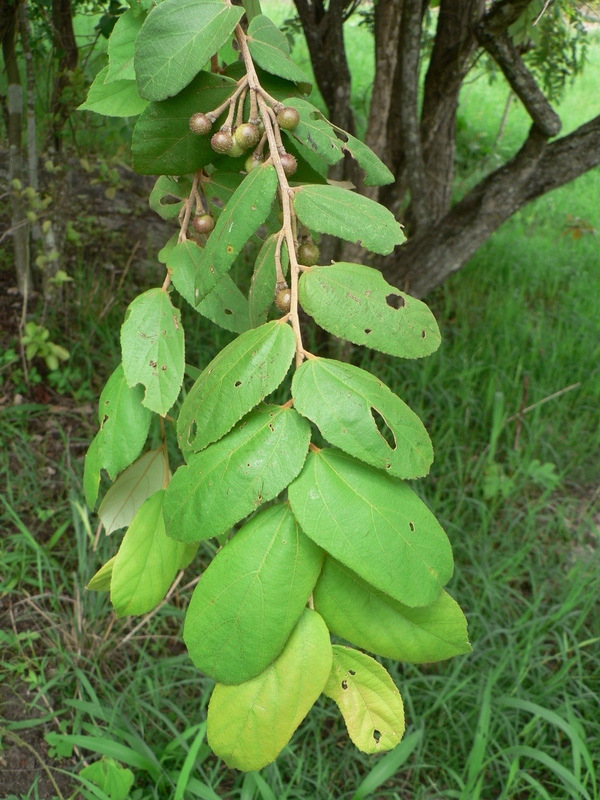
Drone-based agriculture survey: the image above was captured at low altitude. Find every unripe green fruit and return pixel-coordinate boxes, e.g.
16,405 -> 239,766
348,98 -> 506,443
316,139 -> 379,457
234,122 -> 260,151
192,214 -> 215,235
277,107 -> 300,131
275,288 -> 291,313
211,130 -> 233,154
245,154 -> 263,173
280,153 -> 298,177
298,242 -> 319,266
229,139 -> 245,159
189,113 -> 212,135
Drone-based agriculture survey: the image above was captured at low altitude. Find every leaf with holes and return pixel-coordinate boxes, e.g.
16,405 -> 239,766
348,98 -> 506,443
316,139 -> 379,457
324,646 -> 405,754
292,357 -> 433,478
183,504 -> 322,683
279,98 -> 344,166
134,0 -> 244,101
98,448 -> 169,534
293,185 -> 404,255
132,71 -> 237,175
249,235 -> 289,327
177,321 -> 296,455
329,123 -> 394,187
149,175 -> 192,221
165,405 -> 310,542
299,263 -> 441,358
288,448 -> 453,607
106,9 -> 145,84
207,608 -> 332,772
87,556 -> 116,592
314,557 -> 471,663
110,490 -> 186,617
192,163 -> 278,303
78,67 -> 148,117
203,171 -> 246,219
247,15 -> 312,91
83,364 -> 152,508
169,241 -> 251,333
121,288 -> 185,415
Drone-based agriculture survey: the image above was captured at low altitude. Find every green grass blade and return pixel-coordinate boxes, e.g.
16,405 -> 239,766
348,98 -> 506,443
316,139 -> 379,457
174,722 -> 208,800
505,745 -> 592,800
351,729 -> 422,799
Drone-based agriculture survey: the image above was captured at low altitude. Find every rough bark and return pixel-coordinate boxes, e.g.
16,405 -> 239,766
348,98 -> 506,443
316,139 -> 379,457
2,1 -> 31,296
387,116 -> 600,297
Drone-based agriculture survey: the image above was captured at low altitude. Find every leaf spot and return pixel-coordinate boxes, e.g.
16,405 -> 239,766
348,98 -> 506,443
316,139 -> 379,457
226,245 -> 234,254
188,421 -> 197,445
224,308 -> 233,315
173,315 -> 180,330
161,365 -> 167,371
364,329 -> 372,335
349,669 -> 356,676
386,293 -> 405,309
373,730 -> 382,743
409,521 -> 415,531
341,680 -> 348,690
234,380 -> 242,388
149,360 -> 157,368
421,330 -> 426,338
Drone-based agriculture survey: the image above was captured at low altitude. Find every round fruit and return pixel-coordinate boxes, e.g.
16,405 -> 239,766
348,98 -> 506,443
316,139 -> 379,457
275,288 -> 291,313
234,122 -> 260,151
298,242 -> 319,266
245,154 -> 263,173
211,130 -> 233,154
192,214 -> 215,235
277,107 -> 300,131
189,113 -> 212,135
280,153 -> 298,177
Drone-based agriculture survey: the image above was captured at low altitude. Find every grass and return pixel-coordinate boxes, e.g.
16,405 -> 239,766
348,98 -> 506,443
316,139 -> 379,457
1,11 -> 600,800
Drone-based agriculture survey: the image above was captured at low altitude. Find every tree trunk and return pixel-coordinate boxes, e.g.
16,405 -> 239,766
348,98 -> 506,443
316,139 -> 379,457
2,1 -> 31,297
49,0 -> 78,151
387,116 -> 600,297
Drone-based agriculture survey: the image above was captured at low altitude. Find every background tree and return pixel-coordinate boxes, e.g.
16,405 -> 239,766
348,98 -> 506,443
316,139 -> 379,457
294,0 -> 600,296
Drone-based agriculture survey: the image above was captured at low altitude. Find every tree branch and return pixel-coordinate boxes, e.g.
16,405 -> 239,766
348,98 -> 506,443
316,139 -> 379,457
387,115 -> 600,297
475,28 -> 561,136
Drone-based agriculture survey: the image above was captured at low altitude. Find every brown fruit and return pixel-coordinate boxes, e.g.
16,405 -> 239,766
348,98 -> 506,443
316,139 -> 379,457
211,130 -> 233,154
277,107 -> 300,131
298,242 -> 319,266
189,113 -> 212,135
275,288 -> 291,313
280,153 -> 298,177
234,122 -> 260,151
192,214 -> 215,235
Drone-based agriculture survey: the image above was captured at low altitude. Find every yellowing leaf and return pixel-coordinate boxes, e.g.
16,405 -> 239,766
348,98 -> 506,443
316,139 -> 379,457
324,646 -> 405,754
207,608 -> 332,772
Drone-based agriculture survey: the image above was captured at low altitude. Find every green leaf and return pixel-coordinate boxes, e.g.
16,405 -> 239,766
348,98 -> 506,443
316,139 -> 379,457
203,170 -> 246,217
336,129 -> 394,187
324,646 -> 405,754
314,557 -> 471,663
79,67 -> 148,117
288,448 -> 453,607
121,288 -> 185,415
292,357 -> 433,478
192,163 -> 278,302
149,175 -> 192,221
132,71 -> 237,175
183,504 -> 322,683
164,405 -> 310,542
207,608 -> 332,772
299,263 -> 441,358
98,448 -> 169,534
80,757 -> 135,800
106,9 -> 145,84
177,320 -> 296,455
84,364 -> 152,508
249,234 -> 288,326
110,490 -> 185,617
86,556 -> 116,592
247,15 -> 312,90
293,185 -> 405,255
169,240 -> 251,334
134,0 -> 244,101
281,98 -> 344,166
